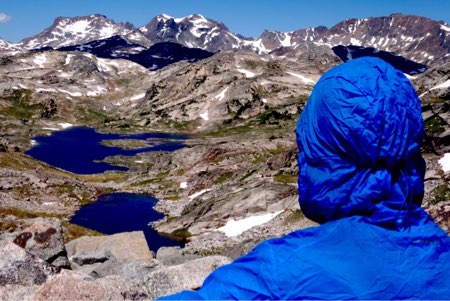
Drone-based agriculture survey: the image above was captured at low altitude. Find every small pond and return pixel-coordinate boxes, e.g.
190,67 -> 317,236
70,193 -> 184,251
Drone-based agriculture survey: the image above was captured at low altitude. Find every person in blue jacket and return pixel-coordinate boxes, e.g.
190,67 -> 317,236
160,57 -> 450,300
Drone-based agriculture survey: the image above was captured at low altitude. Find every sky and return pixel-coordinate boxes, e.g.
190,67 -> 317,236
1,0 -> 450,42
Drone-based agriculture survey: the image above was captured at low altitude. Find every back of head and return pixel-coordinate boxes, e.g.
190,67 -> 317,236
296,57 -> 425,227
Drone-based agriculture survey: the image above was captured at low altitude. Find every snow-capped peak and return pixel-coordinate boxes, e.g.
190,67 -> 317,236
19,14 -> 136,49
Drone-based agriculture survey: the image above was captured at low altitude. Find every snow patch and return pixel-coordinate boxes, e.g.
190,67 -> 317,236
58,89 -> 82,97
350,37 -> 362,46
200,111 -> 209,121
441,24 -> 450,32
36,88 -> 57,93
439,153 -> 450,172
217,211 -> 284,237
188,189 -> 211,202
287,72 -> 316,84
262,98 -> 268,103
213,87 -> 228,101
431,79 -> 450,90
59,122 -> 73,129
42,127 -> 59,131
65,54 -> 75,65
33,54 -> 47,68
180,182 -> 188,189
134,160 -> 144,164
237,68 -> 256,78
130,93 -> 146,101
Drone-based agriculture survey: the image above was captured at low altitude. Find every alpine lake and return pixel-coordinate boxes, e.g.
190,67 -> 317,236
25,126 -> 189,252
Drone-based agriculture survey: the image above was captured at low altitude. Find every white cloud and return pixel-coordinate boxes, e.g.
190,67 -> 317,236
0,13 -> 12,23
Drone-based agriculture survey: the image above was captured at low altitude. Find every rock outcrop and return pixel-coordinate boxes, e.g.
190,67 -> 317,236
66,231 -> 153,263
12,217 -> 69,268
145,255 -> 231,299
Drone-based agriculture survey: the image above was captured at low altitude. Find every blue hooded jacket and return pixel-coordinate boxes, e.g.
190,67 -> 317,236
159,57 -> 450,300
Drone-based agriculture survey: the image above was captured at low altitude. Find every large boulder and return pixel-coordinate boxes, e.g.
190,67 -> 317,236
156,246 -> 200,266
65,231 -> 153,263
34,270 -> 148,301
90,259 -> 158,284
0,241 -> 60,300
12,217 -> 69,268
146,255 -> 231,299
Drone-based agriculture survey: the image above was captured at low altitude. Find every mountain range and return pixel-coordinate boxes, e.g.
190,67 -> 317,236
1,13 -> 450,67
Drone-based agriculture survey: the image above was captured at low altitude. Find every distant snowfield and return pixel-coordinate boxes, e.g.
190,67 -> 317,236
439,153 -> 450,172
217,210 -> 283,237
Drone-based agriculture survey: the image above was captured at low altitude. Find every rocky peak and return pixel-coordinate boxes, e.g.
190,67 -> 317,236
19,14 -> 136,49
139,13 -> 243,53
0,37 -> 14,51
318,14 -> 450,65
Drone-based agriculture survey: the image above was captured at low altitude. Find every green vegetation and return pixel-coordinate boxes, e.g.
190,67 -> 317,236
0,207 -> 66,220
269,145 -> 286,155
214,171 -> 234,185
429,184 -> 450,205
425,116 -> 446,134
62,221 -> 104,243
170,228 -> 192,241
274,172 -> 297,184
0,89 -> 44,119
238,170 -> 256,182
243,59 -> 260,70
131,170 -> 172,189
116,77 -> 131,87
79,171 -> 128,184
283,209 -> 305,225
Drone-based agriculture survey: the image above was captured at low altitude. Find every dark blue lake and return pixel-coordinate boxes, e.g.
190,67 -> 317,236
25,126 -> 188,174
70,193 -> 184,251
25,127 -> 188,251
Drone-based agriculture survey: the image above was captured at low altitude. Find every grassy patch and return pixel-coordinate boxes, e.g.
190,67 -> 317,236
62,221 -> 104,243
214,171 -> 234,185
269,145 -> 286,155
239,170 -> 256,182
0,89 -> 44,119
170,228 -> 192,241
131,170 -> 172,188
283,209 -> 305,225
165,195 -> 181,201
243,59 -> 260,70
79,171 -> 128,183
0,207 -> 66,220
274,172 -> 297,184
425,116 -> 446,134
429,184 -> 450,205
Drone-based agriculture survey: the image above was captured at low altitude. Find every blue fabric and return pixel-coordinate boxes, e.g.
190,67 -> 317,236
159,57 -> 450,300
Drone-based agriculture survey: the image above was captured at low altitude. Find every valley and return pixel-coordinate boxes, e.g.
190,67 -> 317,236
1,11 -> 450,299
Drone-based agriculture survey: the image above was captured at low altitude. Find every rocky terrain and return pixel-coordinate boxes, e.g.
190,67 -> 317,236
1,11 -> 450,300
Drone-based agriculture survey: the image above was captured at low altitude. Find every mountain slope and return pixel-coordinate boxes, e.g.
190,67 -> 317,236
58,37 -> 214,71
140,14 -> 250,53
317,14 -> 450,66
19,14 -> 136,49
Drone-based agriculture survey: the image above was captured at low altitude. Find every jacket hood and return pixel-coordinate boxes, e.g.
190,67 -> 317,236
296,57 -> 425,227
